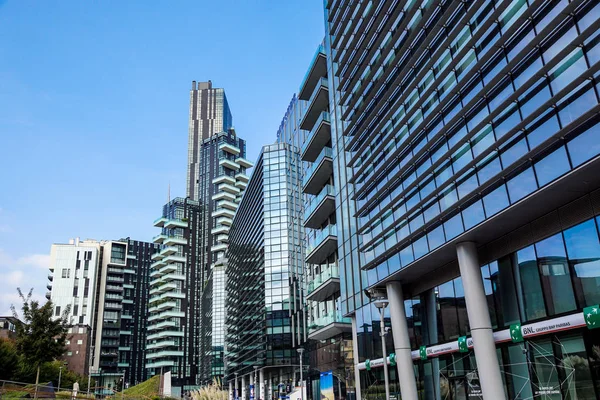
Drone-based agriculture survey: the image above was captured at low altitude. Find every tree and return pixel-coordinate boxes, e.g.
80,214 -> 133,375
11,288 -> 71,398
0,337 -> 18,379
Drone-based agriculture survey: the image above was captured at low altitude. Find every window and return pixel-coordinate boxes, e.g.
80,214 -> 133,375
564,219 -> 600,307
77,340 -> 83,345
516,246 -> 546,321
535,233 -> 577,315
61,269 -> 70,278
55,306 -> 61,317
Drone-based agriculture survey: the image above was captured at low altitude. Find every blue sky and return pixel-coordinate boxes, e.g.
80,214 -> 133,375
0,1 -> 324,314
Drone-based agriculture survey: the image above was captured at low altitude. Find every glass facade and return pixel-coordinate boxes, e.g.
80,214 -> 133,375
326,0 -> 600,315
225,143 -> 304,389
323,0 -> 600,399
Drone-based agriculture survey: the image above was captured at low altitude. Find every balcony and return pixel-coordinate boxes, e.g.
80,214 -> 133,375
219,142 -> 240,155
211,225 -> 229,235
216,234 -> 228,243
153,217 -> 167,227
147,340 -> 176,350
146,350 -> 184,359
159,246 -> 178,257
150,259 -> 166,270
151,252 -> 164,261
214,208 -> 235,219
213,175 -> 236,185
235,180 -> 248,190
306,224 -> 337,265
299,77 -> 329,131
211,243 -> 228,253
220,182 -> 240,195
301,112 -> 331,162
152,234 -> 167,244
303,147 -> 333,195
299,45 -> 327,100
164,235 -> 186,246
46,291 -> 51,300
147,330 -> 184,341
149,301 -> 177,313
126,254 -> 136,260
307,265 -> 341,302
212,191 -> 236,203
149,282 -> 178,295
217,216 -> 233,226
163,254 -> 186,264
48,273 -> 53,281
219,158 -> 240,170
148,310 -> 185,322
304,184 -> 336,229
235,157 -> 254,169
307,311 -> 352,341
164,219 -> 188,229
149,320 -> 177,330
146,360 -> 175,369
217,199 -> 238,211
149,291 -> 184,305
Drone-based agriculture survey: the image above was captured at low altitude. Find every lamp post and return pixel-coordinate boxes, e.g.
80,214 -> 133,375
296,348 -> 304,400
375,299 -> 390,400
234,372 -> 239,400
366,288 -> 390,400
253,366 -> 259,400
58,366 -> 63,392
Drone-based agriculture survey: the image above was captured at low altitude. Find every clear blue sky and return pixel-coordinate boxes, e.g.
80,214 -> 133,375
0,0 -> 324,314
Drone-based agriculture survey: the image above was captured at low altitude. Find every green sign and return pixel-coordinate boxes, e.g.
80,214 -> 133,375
389,353 -> 396,366
365,359 -> 371,371
458,336 -> 469,353
419,346 -> 427,360
510,323 -> 523,343
584,305 -> 600,329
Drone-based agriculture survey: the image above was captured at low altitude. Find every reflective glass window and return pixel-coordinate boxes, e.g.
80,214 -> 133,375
567,119 -> 600,167
507,167 -> 537,203
564,219 -> 600,306
517,245 -> 547,321
482,185 -> 509,217
534,145 -> 571,187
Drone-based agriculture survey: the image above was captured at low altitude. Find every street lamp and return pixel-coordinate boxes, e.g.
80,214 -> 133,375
234,372 -> 239,400
296,348 -> 305,400
366,288 -> 390,400
58,366 -> 63,392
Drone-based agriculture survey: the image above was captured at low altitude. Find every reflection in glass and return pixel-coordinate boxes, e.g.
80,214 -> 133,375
564,219 -> 600,306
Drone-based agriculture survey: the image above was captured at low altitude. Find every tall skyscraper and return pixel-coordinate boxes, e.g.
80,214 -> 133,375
187,80 -> 234,200
147,197 -> 202,395
225,141 -> 304,400
323,1 -> 600,399
150,81 -> 251,390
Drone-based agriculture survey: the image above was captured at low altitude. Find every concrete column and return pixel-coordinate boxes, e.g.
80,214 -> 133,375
456,242 -> 505,400
241,375 -> 247,400
235,377 -> 239,400
350,316 -> 362,400
250,374 -> 254,400
386,281 -> 419,400
229,382 -> 233,400
259,369 -> 265,400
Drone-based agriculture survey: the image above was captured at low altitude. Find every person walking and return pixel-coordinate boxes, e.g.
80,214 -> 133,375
72,381 -> 79,399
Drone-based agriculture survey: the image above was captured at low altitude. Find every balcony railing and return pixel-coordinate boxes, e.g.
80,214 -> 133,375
308,311 -> 351,333
307,265 -> 340,294
302,147 -> 333,188
304,184 -> 335,226
301,111 -> 331,162
307,224 -> 337,254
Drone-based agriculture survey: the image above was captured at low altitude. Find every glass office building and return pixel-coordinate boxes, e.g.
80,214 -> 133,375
225,142 -> 304,400
323,0 -> 600,399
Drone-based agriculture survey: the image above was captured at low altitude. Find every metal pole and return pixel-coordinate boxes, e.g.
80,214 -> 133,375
121,371 -> 125,400
58,367 -> 63,392
296,348 -> 304,400
379,306 -> 390,400
87,342 -> 94,396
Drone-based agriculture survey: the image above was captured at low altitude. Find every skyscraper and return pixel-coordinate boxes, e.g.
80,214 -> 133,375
149,81 -> 251,389
225,141 -> 304,400
148,197 -> 202,394
323,1 -> 600,399
48,238 -> 158,392
187,80 -> 234,201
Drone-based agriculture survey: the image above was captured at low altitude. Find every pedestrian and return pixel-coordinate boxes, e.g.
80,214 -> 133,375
72,381 -> 79,399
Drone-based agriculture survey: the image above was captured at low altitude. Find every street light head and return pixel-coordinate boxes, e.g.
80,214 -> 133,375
365,288 -> 387,301
296,347 -> 304,354
374,299 -> 389,309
